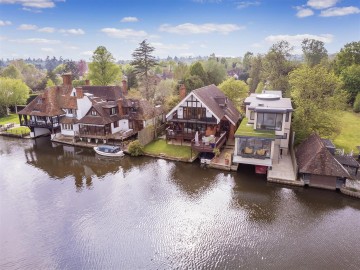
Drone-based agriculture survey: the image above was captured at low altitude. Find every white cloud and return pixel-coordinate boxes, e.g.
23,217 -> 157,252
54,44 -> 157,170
151,42 -> 190,50
0,0 -> 56,8
159,23 -> 244,34
251,42 -> 263,48
10,38 -> 60,44
64,45 -> 79,50
265,34 -> 334,45
296,7 -> 314,17
320,6 -> 360,17
0,35 -> 7,40
18,23 -> 38,30
236,1 -> 260,9
0,20 -> 12,26
307,0 -> 339,10
193,0 -> 223,3
59,28 -> 85,35
120,17 -> 139,23
101,28 -> 147,38
41,47 -> 54,52
38,27 -> 55,33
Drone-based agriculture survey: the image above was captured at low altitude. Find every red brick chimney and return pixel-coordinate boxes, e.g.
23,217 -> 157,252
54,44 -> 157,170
62,73 -> 72,86
75,87 -> 83,99
117,98 -> 124,116
179,84 -> 186,100
122,80 -> 128,96
85,79 -> 90,86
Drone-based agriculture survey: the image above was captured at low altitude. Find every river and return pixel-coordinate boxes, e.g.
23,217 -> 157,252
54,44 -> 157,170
0,136 -> 359,269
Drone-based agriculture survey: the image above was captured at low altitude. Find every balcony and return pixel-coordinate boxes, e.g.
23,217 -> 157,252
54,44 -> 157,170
21,120 -> 57,129
191,132 -> 227,153
169,114 -> 217,124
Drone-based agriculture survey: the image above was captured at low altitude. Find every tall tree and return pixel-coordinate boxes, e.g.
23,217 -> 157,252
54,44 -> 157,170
334,41 -> 360,75
0,77 -> 30,115
88,46 -> 121,86
204,59 -> 226,86
189,61 -> 208,85
263,41 -> 296,96
77,59 -> 88,77
218,77 -> 249,110
289,65 -> 347,143
301,38 -> 328,67
340,64 -> 360,105
243,51 -> 253,72
249,55 -> 263,93
173,62 -> 188,81
1,65 -> 22,80
122,64 -> 137,89
131,40 -> 157,100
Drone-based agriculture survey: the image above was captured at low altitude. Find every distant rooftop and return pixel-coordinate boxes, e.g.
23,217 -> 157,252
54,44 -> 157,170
245,90 -> 293,113
235,118 -> 275,139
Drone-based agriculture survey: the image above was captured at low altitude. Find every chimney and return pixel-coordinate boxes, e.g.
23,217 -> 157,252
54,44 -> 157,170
75,87 -> 83,99
179,84 -> 186,100
62,73 -> 72,86
85,79 -> 90,86
122,79 -> 128,96
117,98 -> 124,116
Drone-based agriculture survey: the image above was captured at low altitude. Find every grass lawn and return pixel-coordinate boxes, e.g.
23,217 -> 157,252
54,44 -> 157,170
144,139 -> 197,160
0,114 -> 20,125
333,111 -> 360,153
6,126 -> 30,135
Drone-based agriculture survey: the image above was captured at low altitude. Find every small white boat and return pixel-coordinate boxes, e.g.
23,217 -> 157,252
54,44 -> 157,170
93,145 -> 124,157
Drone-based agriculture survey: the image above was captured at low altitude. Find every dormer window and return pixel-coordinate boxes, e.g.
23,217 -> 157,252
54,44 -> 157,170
91,110 -> 97,116
37,99 -> 43,104
110,107 -> 118,115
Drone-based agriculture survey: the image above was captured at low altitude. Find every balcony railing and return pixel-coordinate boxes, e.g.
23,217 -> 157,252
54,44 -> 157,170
21,120 -> 58,129
169,114 -> 217,123
190,132 -> 227,153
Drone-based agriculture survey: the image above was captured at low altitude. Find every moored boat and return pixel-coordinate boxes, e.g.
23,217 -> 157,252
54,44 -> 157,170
93,145 -> 124,157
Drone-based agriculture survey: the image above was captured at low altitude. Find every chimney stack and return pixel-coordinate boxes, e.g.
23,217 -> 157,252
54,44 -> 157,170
122,79 -> 128,96
85,79 -> 90,86
75,87 -> 83,99
62,73 -> 72,86
179,84 -> 186,100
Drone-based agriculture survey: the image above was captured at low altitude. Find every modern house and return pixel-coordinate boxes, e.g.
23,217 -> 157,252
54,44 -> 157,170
165,84 -> 241,153
233,90 -> 293,167
296,133 -> 351,190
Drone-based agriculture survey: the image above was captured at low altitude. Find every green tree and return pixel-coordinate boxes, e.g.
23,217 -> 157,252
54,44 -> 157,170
204,59 -> 227,86
263,41 -> 295,96
340,64 -> 360,104
255,81 -> 265,93
154,79 -> 177,104
184,75 -> 205,92
64,60 -> 80,80
165,95 -> 180,112
0,65 -> 22,79
334,41 -> 360,75
122,64 -> 137,89
353,92 -> 360,113
173,62 -> 188,81
249,55 -> 263,92
289,65 -> 347,143
301,38 -> 328,67
46,79 -> 55,88
189,62 -> 208,85
243,51 -> 253,72
131,40 -> 158,100
88,46 -> 121,86
218,77 -> 249,110
0,77 -> 30,115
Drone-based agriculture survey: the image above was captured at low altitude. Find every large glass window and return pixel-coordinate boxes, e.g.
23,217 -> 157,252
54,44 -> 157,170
256,113 -> 283,131
237,138 -> 272,158
183,107 -> 206,119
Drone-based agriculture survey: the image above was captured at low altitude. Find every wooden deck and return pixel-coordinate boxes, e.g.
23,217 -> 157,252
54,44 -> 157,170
191,132 -> 227,153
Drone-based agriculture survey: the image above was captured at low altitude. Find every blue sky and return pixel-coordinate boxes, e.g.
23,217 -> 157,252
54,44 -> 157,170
0,0 -> 359,61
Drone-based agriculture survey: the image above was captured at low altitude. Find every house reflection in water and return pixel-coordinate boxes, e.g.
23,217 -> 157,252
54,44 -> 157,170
23,137 -> 126,191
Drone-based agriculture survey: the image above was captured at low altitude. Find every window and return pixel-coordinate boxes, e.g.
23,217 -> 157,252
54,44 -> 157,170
91,110 -> 97,116
113,121 -> 119,128
183,107 -> 206,119
256,113 -> 283,131
285,112 -> 289,122
110,107 -> 118,115
250,111 -> 255,120
62,124 -> 73,130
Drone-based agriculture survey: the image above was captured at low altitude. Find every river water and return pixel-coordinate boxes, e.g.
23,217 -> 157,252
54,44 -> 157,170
0,136 -> 359,269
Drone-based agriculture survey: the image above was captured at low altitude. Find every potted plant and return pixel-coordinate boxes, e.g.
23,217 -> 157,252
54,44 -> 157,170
213,147 -> 220,161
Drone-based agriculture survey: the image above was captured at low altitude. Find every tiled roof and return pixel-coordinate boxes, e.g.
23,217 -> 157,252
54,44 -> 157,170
335,155 -> 359,168
78,100 -> 121,125
296,133 -> 350,178
18,85 -> 76,116
193,84 -> 241,125
82,86 -> 123,101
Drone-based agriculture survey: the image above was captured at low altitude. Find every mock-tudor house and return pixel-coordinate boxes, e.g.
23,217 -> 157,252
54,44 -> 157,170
18,74 -> 77,138
233,90 -> 293,167
296,133 -> 352,190
166,84 -> 241,153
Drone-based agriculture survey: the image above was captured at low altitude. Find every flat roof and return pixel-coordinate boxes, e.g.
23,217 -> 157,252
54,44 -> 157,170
235,118 -> 275,139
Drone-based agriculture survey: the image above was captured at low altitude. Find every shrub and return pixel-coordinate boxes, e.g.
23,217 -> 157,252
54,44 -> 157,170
213,147 -> 220,157
127,140 -> 144,156
353,92 -> 360,113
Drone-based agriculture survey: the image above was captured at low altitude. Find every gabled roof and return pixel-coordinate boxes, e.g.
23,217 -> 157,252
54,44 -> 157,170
335,155 -> 359,168
18,85 -> 76,116
296,133 -> 350,178
82,86 -> 123,101
78,100 -> 121,125
166,84 -> 241,126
